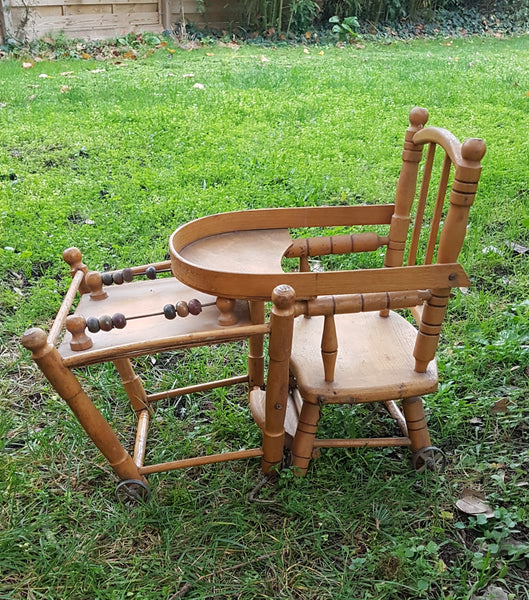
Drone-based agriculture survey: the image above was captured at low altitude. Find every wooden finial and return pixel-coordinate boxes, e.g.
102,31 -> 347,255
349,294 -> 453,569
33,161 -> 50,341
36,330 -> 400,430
271,284 -> 296,311
66,315 -> 93,351
62,247 -> 89,293
461,138 -> 486,163
409,106 -> 429,129
21,327 -> 49,357
62,247 -> 83,269
216,297 -> 238,326
86,271 -> 108,301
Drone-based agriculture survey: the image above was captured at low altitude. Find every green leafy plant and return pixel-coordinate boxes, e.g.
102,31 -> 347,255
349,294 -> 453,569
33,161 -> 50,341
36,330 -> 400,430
287,0 -> 321,33
329,15 -> 360,41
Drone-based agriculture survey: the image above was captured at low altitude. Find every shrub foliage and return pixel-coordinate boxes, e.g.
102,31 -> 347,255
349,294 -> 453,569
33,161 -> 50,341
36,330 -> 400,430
241,0 -> 529,34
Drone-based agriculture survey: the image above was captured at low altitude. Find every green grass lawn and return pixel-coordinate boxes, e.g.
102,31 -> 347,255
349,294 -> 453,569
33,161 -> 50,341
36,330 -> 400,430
1,36 -> 528,599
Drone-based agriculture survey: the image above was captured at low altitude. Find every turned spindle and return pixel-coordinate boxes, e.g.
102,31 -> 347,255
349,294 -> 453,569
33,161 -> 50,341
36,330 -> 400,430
216,297 -> 238,326
66,315 -> 93,351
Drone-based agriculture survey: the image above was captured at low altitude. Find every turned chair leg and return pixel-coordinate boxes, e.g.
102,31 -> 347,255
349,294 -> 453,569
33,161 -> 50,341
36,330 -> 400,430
290,400 -> 321,475
401,396 -> 431,453
22,328 -> 146,484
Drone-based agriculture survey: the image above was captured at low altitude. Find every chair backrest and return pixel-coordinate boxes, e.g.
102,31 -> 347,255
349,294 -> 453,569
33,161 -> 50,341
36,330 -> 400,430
385,107 -> 486,273
286,108 -> 486,378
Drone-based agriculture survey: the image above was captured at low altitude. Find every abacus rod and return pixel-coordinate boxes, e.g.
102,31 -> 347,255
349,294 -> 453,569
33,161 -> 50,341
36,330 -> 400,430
124,301 -> 217,322
63,323 -> 270,367
104,260 -> 172,276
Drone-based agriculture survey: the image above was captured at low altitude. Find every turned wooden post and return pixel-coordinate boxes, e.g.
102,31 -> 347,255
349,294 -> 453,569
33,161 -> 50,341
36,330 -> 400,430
414,138 -> 486,372
401,396 -> 431,452
291,400 -> 322,475
113,358 -> 150,413
21,328 -> 146,484
261,285 -> 296,474
321,315 -> 338,382
62,247 -> 90,295
248,301 -> 265,389
85,271 -> 108,301
384,107 -> 429,270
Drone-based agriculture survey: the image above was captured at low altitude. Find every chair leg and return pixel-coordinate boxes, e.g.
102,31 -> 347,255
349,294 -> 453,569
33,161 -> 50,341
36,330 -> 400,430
401,396 -> 431,453
22,328 -> 146,484
248,301 -> 265,389
113,358 -> 151,413
261,286 -> 295,474
291,400 -> 321,475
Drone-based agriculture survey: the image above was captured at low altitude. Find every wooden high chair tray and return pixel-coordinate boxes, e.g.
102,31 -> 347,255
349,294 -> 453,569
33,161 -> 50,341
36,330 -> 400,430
169,206 -> 469,300
58,277 -> 252,367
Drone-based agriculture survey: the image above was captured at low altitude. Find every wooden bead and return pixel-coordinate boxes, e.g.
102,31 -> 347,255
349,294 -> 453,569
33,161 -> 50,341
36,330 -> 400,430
99,314 -> 113,332
86,317 -> 101,333
113,271 -> 124,285
101,272 -> 113,286
145,266 -> 157,280
175,301 -> 189,317
163,304 -> 177,319
112,313 -> 127,329
187,299 -> 202,315
122,267 -> 134,282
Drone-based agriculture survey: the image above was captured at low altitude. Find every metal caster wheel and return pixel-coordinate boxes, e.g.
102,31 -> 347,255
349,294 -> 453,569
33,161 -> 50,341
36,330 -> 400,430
412,446 -> 446,473
115,479 -> 150,504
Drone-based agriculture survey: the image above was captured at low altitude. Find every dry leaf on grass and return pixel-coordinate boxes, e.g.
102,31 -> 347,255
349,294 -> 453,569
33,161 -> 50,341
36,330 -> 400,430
490,397 -> 509,414
456,489 -> 494,517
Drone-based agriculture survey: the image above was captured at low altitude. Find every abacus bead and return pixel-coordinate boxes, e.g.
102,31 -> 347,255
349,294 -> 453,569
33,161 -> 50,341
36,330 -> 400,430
99,314 -> 113,331
122,267 -> 134,282
188,298 -> 202,315
113,271 -> 124,285
86,317 -> 101,333
163,304 -> 177,320
175,301 -> 189,317
101,272 -> 113,286
112,313 -> 127,329
145,266 -> 157,280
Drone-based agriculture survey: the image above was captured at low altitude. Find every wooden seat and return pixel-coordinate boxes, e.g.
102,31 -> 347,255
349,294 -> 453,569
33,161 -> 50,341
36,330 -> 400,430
252,107 -> 486,476
290,311 -> 438,404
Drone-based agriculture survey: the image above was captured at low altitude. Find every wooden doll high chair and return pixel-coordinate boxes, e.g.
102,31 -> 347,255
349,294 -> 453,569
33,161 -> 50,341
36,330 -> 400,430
251,108 -> 486,475
22,107 -> 485,497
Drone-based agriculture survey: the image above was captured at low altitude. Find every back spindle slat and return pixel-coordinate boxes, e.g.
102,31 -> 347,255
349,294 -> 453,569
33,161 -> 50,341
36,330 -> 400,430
321,314 -> 338,383
425,153 -> 452,264
408,142 -> 436,266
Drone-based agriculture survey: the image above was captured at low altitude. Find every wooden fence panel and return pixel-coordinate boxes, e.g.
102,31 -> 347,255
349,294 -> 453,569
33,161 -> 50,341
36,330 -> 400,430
1,0 -> 241,42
